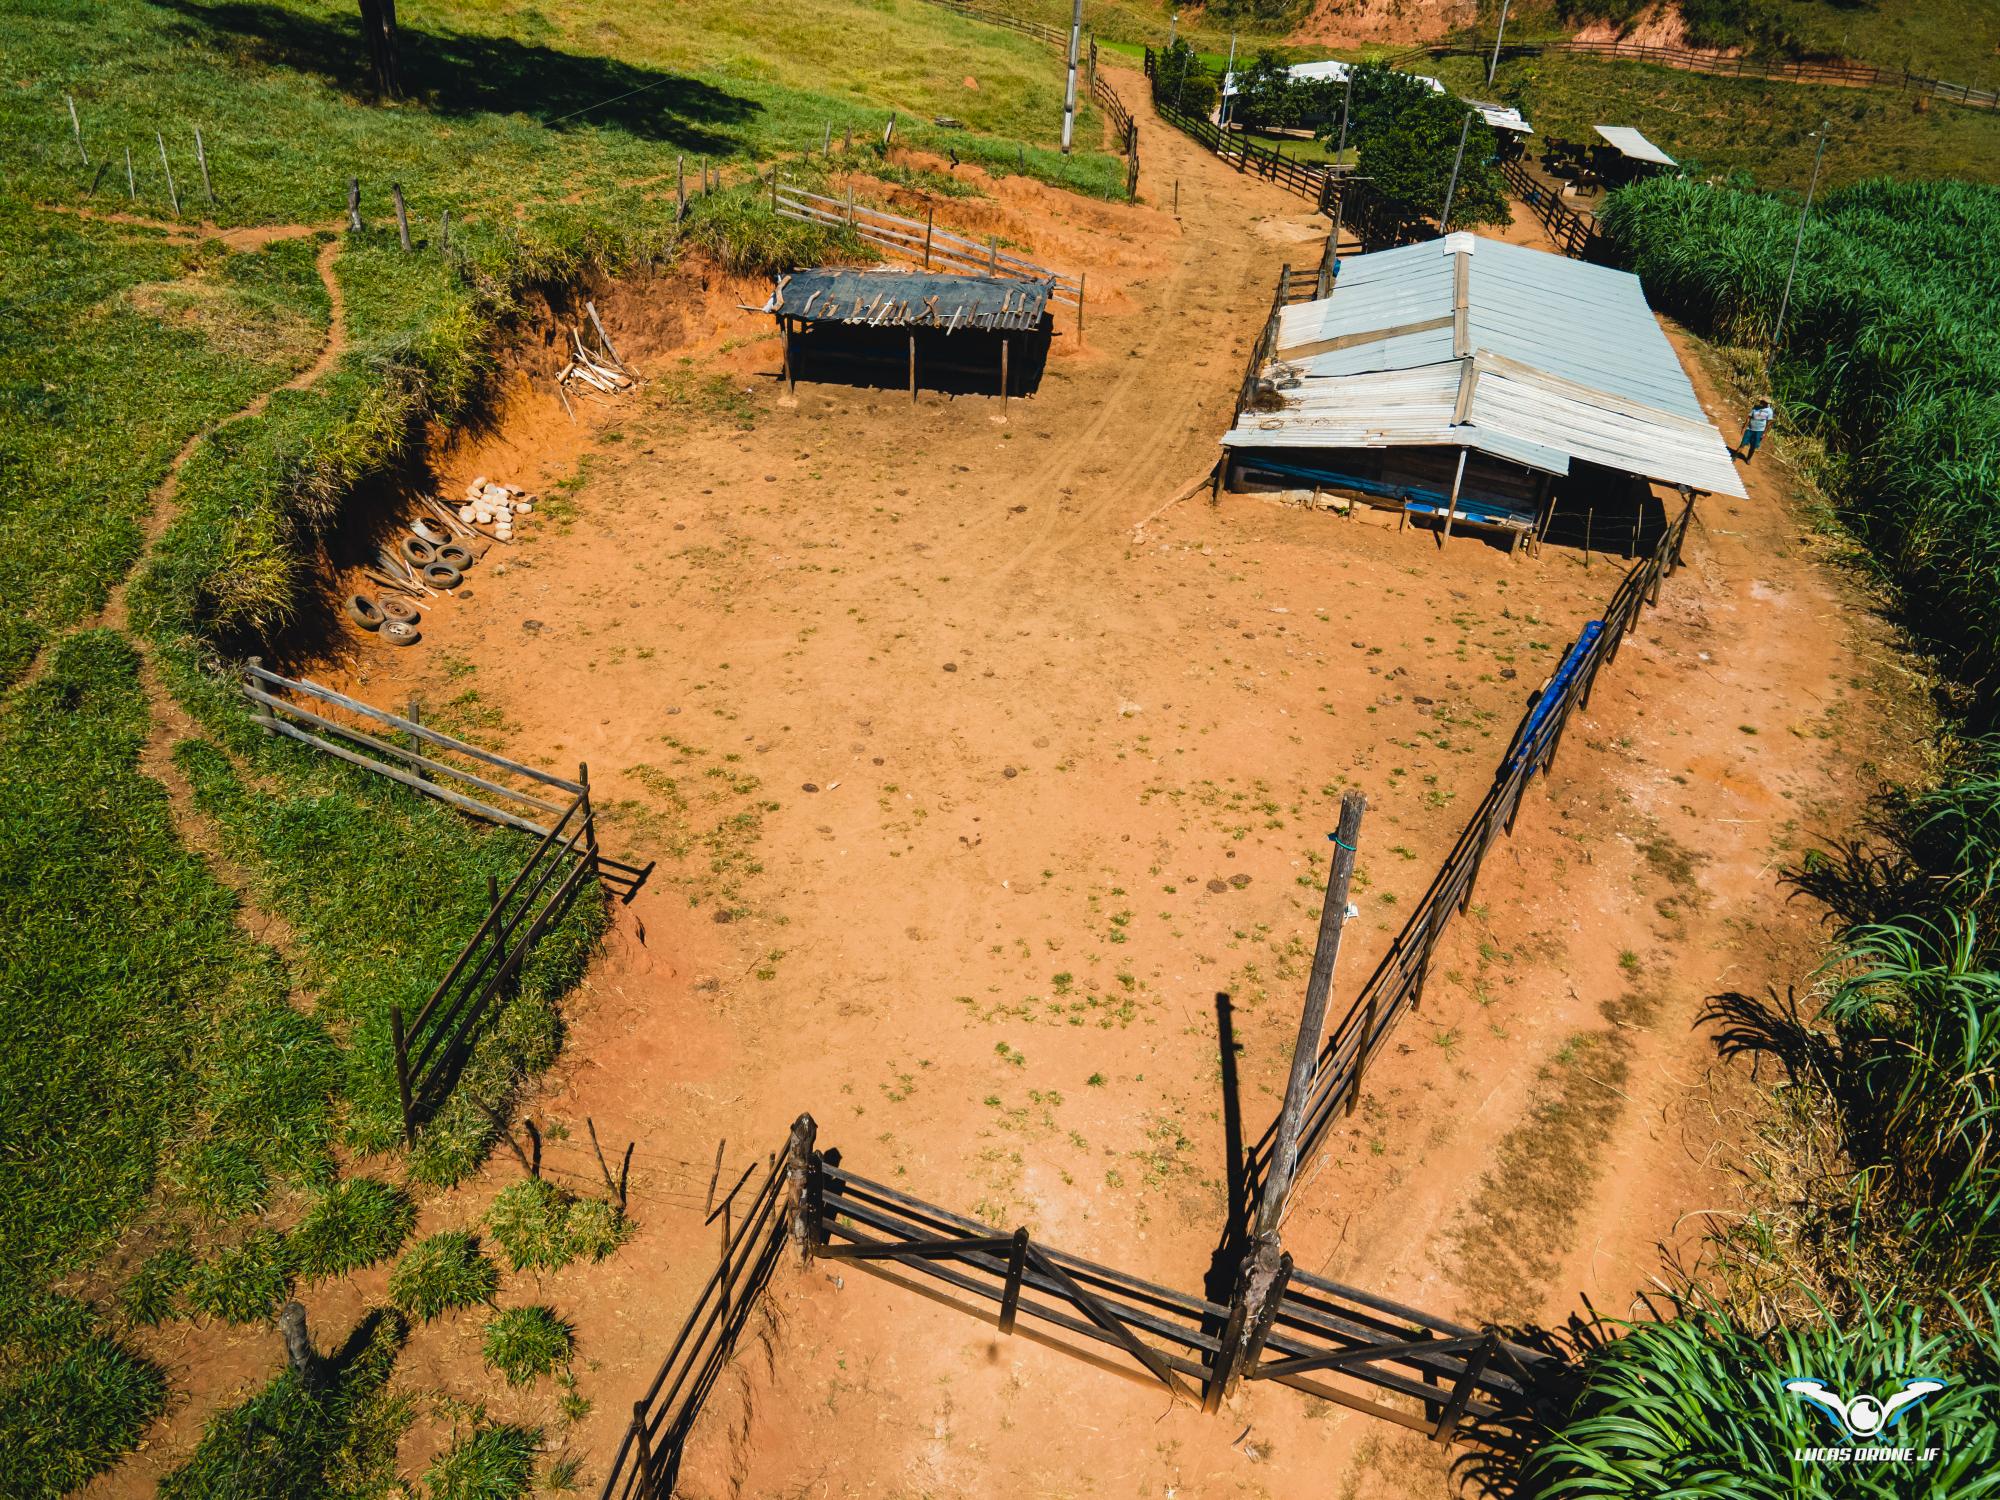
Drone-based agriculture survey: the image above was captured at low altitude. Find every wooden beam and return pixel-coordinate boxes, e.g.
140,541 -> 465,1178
1274,314 -> 1453,363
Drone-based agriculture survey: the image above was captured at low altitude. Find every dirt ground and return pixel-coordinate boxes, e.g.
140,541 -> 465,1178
155,66 -> 1921,1499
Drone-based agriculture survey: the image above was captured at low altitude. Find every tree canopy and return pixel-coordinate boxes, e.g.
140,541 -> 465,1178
1318,64 -> 1509,230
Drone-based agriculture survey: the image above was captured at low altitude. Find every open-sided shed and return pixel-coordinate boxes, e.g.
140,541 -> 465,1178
1220,233 -> 1745,551
765,268 -> 1053,401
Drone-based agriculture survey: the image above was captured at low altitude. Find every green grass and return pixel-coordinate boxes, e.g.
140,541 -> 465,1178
289,1177 -> 418,1280
185,1227 -> 297,1324
0,631 -> 339,1481
1426,50 -> 2000,191
1530,1292 -> 2000,1491
0,203 -> 330,687
120,1243 -> 196,1326
421,1420 -> 542,1500
160,1307 -> 411,1500
5,0 -> 1120,229
0,1294 -> 165,1499
1539,0 -> 2000,79
389,1230 -> 500,1321
486,1178 -> 632,1272
482,1305 -> 575,1387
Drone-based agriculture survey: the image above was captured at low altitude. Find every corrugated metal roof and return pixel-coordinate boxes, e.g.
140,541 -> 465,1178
768,268 -> 1051,332
1468,99 -> 1533,133
1594,125 -> 1676,166
1230,234 -> 1746,498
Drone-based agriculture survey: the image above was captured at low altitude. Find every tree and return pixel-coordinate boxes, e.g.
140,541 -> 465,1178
1233,51 -> 1294,130
1153,39 -> 1218,119
1368,100 -> 1509,229
358,0 -> 401,97
1317,63 -> 1510,231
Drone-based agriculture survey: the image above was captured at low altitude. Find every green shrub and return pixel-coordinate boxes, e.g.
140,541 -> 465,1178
487,1179 -> 631,1272
288,1178 -> 417,1281
422,1420 -> 542,1500
1528,1293 -> 2000,1492
389,1231 -> 500,1321
161,1307 -> 409,1500
185,1229 -> 294,1324
481,1306 -> 575,1387
121,1243 -> 195,1326
0,1294 -> 165,1498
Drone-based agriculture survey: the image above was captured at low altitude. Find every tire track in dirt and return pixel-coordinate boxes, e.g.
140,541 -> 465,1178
970,64 -> 1319,596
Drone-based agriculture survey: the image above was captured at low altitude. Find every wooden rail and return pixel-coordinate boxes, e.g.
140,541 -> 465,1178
1143,51 -> 1335,205
596,1117 -> 1561,1499
1499,156 -> 1600,259
597,1123 -> 802,1500
243,662 -> 654,1144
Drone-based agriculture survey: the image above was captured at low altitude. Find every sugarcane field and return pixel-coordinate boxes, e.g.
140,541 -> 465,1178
5,0 -> 1999,1496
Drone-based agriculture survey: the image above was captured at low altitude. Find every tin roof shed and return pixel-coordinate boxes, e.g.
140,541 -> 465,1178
1222,233 -> 1745,500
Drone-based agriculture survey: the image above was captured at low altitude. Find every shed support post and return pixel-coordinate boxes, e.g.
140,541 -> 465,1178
783,319 -> 794,397
1442,448 -> 1467,543
1000,336 -> 1009,411
909,333 -> 917,405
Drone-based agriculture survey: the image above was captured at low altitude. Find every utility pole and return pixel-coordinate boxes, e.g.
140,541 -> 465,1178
1772,122 -> 1829,348
1061,0 -> 1083,153
1487,0 -> 1513,85
1329,68 -> 1354,256
1219,29 -> 1238,130
1439,109 -> 1473,231
1167,9 -> 1177,47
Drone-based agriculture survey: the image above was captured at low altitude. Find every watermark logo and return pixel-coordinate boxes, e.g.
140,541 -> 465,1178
1784,1377 -> 1945,1463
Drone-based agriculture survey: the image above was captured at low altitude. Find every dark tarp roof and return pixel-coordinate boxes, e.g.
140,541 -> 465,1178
768,268 -> 1052,333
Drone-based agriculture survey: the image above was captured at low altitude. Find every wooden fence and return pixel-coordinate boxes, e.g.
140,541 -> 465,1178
1245,500 -> 1693,1192
1142,51 -> 1336,205
1388,38 -> 1999,112
773,178 -> 1086,328
1498,156 -> 1600,259
597,1122 -> 803,1500
243,662 -> 652,1144
596,1113 -> 1561,1498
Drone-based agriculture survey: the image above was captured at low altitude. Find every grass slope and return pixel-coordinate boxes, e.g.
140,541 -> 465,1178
0,204 -> 329,686
1426,50 -> 2000,191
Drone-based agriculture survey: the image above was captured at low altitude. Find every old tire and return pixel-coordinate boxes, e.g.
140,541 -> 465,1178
437,543 -> 475,573
378,595 -> 420,626
399,535 -> 438,567
346,593 -> 384,630
383,620 -> 421,647
422,562 -> 463,590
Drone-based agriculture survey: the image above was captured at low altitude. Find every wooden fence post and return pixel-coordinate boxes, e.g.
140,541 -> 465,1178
347,176 -> 362,232
66,94 -> 88,168
391,183 -> 411,250
194,128 -> 215,205
578,763 -> 600,869
125,144 -> 136,202
998,1227 -> 1029,1333
1431,1333 -> 1496,1441
1254,793 -> 1366,1240
784,1113 -> 818,1261
390,1006 -> 416,1147
677,154 -> 685,219
156,133 -> 180,215
631,1401 -> 655,1490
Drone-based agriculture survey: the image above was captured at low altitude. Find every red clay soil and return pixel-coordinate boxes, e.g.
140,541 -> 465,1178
237,71 -> 1916,1497
1287,0 -> 1477,50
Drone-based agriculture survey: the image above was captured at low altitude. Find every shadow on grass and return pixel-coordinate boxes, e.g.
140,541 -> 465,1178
158,0 -> 759,152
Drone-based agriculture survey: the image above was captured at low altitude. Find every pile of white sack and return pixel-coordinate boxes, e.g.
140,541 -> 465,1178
459,476 -> 534,541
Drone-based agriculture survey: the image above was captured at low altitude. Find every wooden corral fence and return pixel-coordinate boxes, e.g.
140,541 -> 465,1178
597,1124 -> 801,1500
1142,50 -> 1335,205
1242,500 -> 1694,1198
1234,263 -> 1299,419
772,178 -> 1086,331
1498,157 -> 1600,259
1387,38 -> 1999,113
242,662 -> 652,1144
596,1116 -> 1559,1497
